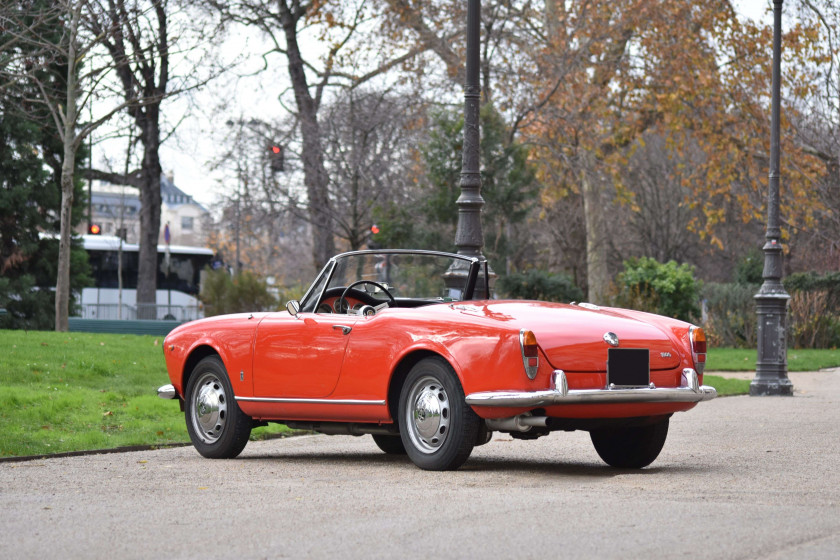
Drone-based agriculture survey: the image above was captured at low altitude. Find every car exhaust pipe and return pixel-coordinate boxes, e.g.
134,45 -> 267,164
485,414 -> 550,433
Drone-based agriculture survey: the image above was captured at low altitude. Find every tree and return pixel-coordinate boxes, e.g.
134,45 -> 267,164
321,89 -> 425,250
82,0 -> 220,317
490,1 -> 825,300
0,1 -> 147,330
205,117 -> 314,288
783,0 -> 840,270
375,104 -> 538,271
208,0 -> 337,270
207,0 -> 456,270
0,3 -> 91,329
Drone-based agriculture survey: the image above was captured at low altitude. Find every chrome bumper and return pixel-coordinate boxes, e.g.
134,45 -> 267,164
157,384 -> 177,399
465,369 -> 717,407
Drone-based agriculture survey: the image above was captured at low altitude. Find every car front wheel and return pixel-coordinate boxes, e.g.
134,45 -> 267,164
398,357 -> 479,470
185,356 -> 252,459
589,417 -> 669,469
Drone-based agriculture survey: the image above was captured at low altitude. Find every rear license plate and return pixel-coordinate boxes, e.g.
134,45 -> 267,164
607,348 -> 650,387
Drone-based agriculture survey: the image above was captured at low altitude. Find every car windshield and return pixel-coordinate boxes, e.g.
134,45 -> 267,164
300,251 -> 480,311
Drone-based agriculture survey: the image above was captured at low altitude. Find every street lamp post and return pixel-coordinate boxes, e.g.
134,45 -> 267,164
751,0 -> 793,396
445,0 -> 493,293
455,0 -> 484,260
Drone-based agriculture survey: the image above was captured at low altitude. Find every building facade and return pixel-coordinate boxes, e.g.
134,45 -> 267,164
80,173 -> 209,247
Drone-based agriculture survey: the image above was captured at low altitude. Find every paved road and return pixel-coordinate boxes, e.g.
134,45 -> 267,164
2,370 -> 839,559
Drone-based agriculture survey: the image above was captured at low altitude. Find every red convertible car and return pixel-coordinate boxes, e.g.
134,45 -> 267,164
158,250 -> 715,470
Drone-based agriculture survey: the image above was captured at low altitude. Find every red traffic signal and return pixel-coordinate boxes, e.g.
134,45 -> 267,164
269,144 -> 284,173
88,224 -> 101,235
370,224 -> 380,235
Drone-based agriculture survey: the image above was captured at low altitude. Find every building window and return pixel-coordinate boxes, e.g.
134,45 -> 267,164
181,216 -> 194,231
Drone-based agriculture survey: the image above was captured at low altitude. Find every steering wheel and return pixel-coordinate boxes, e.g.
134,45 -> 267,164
339,280 -> 396,314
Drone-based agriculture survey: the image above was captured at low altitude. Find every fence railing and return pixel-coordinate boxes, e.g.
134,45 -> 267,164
77,303 -> 203,322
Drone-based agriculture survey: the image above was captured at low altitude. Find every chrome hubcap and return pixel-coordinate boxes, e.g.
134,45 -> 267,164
405,375 -> 450,453
191,372 -> 227,443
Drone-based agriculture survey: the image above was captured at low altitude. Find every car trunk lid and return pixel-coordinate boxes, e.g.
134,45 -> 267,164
450,301 -> 682,372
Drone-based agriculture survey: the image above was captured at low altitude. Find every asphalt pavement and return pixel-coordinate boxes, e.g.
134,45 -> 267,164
2,369 -> 839,559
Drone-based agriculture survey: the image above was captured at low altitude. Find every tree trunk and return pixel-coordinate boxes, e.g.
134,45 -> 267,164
136,110 -> 162,317
55,6 -> 80,332
55,151 -> 76,331
279,0 -> 335,269
580,160 -> 610,304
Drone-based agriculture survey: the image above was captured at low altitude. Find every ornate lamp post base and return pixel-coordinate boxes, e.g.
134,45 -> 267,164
750,379 -> 793,397
751,293 -> 793,396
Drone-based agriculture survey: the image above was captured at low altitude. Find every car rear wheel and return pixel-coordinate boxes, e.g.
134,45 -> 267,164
589,417 -> 669,469
398,357 -> 479,470
185,356 -> 252,459
371,434 -> 406,455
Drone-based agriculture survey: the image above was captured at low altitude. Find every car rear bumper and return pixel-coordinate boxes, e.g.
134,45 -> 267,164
465,368 -> 717,407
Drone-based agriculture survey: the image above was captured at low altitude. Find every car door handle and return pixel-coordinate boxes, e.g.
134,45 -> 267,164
332,324 -> 352,335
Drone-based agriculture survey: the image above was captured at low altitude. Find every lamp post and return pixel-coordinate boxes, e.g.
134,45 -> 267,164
445,0 -> 493,293
751,0 -> 793,396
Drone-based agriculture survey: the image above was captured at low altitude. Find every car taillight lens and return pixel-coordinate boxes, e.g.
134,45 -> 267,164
520,329 -> 539,379
690,326 -> 706,374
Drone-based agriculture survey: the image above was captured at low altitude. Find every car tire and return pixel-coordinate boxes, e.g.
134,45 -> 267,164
589,417 -> 669,469
398,357 -> 479,471
371,434 -> 406,455
185,356 -> 252,459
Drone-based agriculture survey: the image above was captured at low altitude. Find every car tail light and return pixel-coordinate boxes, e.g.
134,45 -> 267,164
520,329 -> 539,379
690,326 -> 706,374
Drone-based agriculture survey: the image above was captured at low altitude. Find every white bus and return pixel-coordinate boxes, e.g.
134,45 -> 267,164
80,235 -> 214,321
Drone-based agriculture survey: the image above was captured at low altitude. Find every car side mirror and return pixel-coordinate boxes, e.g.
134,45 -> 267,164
286,300 -> 301,317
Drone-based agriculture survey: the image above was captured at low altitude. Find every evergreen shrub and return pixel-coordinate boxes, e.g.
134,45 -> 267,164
613,257 -> 701,322
497,269 -> 584,303
201,268 -> 277,316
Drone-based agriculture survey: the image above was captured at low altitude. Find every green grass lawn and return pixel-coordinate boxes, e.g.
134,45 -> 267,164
0,329 -> 292,458
702,375 -> 750,397
1,330 -> 838,457
702,348 -> 839,397
706,347 -> 840,372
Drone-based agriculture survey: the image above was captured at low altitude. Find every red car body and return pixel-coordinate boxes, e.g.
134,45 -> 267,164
159,250 -> 715,470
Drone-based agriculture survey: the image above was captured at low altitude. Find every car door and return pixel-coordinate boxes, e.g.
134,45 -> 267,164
252,312 -> 358,398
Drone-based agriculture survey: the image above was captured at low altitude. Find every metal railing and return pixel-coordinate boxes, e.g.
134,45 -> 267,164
78,303 -> 203,322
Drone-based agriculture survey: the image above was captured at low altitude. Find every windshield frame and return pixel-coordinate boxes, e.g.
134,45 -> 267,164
299,249 -> 486,312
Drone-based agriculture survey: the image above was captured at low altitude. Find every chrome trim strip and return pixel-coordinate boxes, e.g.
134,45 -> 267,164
465,368 -> 717,407
157,384 -> 176,399
236,396 -> 387,406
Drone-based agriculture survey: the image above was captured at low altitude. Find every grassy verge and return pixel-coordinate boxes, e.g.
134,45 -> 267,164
0,330 -> 293,458
706,347 -> 840,372
702,375 -> 751,397
703,348 -> 839,396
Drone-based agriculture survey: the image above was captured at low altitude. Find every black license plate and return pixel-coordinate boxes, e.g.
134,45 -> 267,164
607,348 -> 650,387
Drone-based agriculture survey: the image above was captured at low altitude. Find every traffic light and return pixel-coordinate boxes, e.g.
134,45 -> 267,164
368,224 -> 381,249
269,144 -> 284,173
88,224 -> 101,235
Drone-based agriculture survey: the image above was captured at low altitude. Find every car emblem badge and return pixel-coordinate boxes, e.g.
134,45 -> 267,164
603,332 -> 619,347
661,352 -> 672,358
